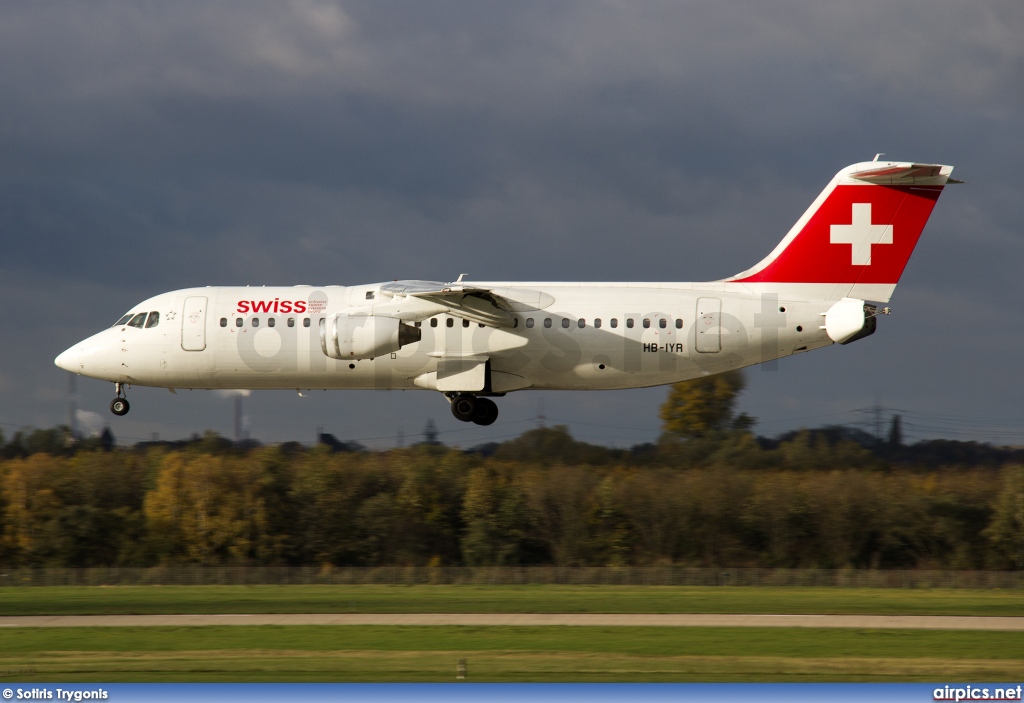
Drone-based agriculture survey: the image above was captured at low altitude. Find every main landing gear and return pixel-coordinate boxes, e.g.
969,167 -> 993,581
447,393 -> 499,426
110,383 -> 130,416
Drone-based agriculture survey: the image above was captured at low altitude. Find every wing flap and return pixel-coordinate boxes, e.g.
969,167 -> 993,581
436,358 -> 488,392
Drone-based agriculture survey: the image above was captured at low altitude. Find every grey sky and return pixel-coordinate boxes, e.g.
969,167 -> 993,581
2,1 -> 1022,447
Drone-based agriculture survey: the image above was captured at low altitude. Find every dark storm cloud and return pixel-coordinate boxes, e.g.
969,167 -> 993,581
1,0 -> 1022,444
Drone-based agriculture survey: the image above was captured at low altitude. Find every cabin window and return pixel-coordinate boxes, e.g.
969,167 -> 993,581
675,318 -> 683,329
145,312 -> 160,328
252,318 -> 260,327
127,312 -> 147,328
365,291 -> 375,300
578,319 -> 586,328
526,318 -> 535,328
544,318 -> 552,328
430,318 -> 438,328
220,318 -> 227,328
114,314 -> 132,327
236,318 -> 243,328
287,318 -> 295,328
268,317 -> 276,328
642,318 -> 651,329
513,318 -> 519,328
415,321 -> 422,328
594,318 -> 602,328
626,318 -> 635,329
463,319 -> 470,328
303,318 -> 311,328
659,318 -> 667,329
610,318 -> 618,328
446,318 -> 454,328
561,318 -> 570,328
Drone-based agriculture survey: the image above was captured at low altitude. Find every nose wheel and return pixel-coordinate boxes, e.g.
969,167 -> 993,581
110,383 -> 130,416
447,394 -> 499,426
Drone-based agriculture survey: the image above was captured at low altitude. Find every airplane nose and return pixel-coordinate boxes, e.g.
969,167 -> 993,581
55,347 -> 81,372
55,331 -> 120,380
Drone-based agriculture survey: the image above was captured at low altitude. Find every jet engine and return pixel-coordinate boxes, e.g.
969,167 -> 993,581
320,313 -> 422,360
822,298 -> 877,345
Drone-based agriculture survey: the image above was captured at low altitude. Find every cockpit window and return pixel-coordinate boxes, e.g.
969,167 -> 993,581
127,313 -> 147,328
114,314 -> 132,327
145,311 -> 160,328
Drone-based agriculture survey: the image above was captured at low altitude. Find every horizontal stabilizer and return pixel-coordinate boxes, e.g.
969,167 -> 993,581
849,163 -> 959,185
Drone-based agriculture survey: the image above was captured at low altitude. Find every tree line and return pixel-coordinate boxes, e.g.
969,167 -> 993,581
0,371 -> 1022,570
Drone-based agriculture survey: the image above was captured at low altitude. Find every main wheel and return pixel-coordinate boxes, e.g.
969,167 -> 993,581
450,394 -> 477,422
472,398 -> 499,426
110,398 -> 130,416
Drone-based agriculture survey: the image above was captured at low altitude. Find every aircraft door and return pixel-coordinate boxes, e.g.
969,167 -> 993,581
695,297 -> 721,353
181,296 -> 208,351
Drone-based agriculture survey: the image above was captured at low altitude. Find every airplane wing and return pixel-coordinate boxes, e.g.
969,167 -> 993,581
379,280 -> 518,328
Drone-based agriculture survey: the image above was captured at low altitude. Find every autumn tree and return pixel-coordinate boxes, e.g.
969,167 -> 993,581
1,454 -> 62,564
775,429 -> 878,471
144,453 -> 280,564
393,447 -> 469,565
492,426 -> 618,466
524,465 -> 602,565
1,451 -> 147,566
659,370 -> 753,440
461,464 -> 533,565
0,421 -> 1020,571
614,469 -> 689,564
984,464 -> 1024,569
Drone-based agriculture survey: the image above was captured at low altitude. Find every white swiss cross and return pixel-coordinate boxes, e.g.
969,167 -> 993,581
829,202 -> 893,266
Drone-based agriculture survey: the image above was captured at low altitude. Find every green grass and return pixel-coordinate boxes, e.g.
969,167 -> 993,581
1,585 -> 1022,616
4,625 -> 1024,658
1,626 -> 1023,682
2,586 -> 1021,682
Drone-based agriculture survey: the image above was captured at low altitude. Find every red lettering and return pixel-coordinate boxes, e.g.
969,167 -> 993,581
237,299 -> 308,315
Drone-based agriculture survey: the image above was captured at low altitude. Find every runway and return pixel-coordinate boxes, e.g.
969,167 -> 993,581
2,613 -> 1023,630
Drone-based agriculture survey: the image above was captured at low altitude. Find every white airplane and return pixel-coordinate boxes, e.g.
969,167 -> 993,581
56,159 -> 957,426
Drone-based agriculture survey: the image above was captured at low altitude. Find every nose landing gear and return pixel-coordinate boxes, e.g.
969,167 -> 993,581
447,393 -> 499,426
110,383 -> 130,416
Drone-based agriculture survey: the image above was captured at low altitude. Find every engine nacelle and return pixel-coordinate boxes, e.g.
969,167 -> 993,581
320,314 -> 422,360
823,298 -> 877,345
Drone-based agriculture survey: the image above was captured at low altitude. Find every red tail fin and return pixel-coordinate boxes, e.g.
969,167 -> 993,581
728,161 -> 956,302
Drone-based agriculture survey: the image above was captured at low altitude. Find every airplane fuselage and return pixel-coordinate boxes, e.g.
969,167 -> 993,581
55,160 -> 957,424
61,282 -> 834,393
